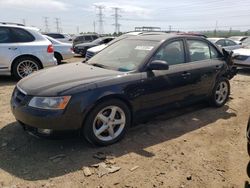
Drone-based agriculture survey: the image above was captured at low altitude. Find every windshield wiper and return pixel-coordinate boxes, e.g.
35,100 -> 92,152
91,63 -> 106,68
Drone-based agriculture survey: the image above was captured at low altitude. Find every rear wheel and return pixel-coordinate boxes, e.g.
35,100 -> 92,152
209,78 -> 230,107
12,57 -> 42,80
82,99 -> 131,146
54,52 -> 62,64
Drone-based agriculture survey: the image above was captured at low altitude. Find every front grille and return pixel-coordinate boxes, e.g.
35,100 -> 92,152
85,51 -> 95,60
13,87 -> 27,105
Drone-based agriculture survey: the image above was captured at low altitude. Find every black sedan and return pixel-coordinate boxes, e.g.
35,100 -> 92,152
73,37 -> 115,56
11,34 -> 236,146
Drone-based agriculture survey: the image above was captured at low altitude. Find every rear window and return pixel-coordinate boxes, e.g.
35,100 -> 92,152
0,27 -> 12,43
11,28 -> 35,42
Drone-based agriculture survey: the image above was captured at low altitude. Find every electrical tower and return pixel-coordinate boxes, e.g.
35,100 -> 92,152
44,17 -> 49,32
112,7 -> 121,34
55,18 -> 60,33
95,5 -> 105,34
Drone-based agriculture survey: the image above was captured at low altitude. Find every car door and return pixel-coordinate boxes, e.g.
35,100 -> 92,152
139,39 -> 198,110
185,38 -> 224,98
0,27 -> 20,72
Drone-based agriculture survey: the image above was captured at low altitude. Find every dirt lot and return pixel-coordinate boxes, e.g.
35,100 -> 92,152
0,58 -> 250,188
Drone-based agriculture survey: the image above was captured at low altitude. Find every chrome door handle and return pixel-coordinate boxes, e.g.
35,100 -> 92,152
8,47 -> 17,50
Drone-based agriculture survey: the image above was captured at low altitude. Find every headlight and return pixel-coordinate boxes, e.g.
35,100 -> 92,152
28,96 -> 71,110
234,55 -> 249,61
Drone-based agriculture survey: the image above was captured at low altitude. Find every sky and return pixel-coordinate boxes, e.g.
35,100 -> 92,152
0,0 -> 250,34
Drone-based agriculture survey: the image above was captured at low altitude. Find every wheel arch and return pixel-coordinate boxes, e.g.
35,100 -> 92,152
11,54 -> 43,74
81,94 -> 134,129
54,51 -> 63,61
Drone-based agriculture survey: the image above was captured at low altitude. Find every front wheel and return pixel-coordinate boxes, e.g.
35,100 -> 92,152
209,78 -> 230,107
82,99 -> 131,146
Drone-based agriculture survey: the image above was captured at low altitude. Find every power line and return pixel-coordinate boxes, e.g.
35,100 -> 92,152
43,17 -> 49,32
112,7 -> 121,33
95,5 -> 105,34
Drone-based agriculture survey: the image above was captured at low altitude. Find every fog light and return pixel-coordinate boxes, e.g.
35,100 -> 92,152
37,128 -> 53,135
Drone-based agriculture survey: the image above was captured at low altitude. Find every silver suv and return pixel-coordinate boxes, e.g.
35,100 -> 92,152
0,23 -> 57,79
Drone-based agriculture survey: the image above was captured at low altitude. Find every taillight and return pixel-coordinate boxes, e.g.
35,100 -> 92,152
47,44 -> 54,53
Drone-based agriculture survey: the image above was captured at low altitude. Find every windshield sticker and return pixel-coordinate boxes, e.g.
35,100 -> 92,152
135,46 -> 154,51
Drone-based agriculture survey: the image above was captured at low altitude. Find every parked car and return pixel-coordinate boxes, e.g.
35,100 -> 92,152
11,34 -> 236,146
73,34 -> 99,47
74,37 -> 115,56
0,23 -> 57,80
208,38 -> 241,51
85,32 -> 156,60
247,116 -> 250,156
44,33 -> 72,43
228,36 -> 248,44
233,37 -> 250,68
44,35 -> 74,64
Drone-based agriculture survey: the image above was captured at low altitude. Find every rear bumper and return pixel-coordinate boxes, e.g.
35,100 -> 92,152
62,51 -> 74,60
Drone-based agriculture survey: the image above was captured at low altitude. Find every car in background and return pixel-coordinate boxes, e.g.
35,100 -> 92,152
208,38 -> 241,51
229,36 -> 248,44
233,37 -> 250,68
73,34 -> 99,47
73,37 -> 115,56
85,32 -> 156,60
0,23 -> 57,80
247,116 -> 250,156
11,33 -> 236,146
44,33 -> 73,43
44,35 -> 74,64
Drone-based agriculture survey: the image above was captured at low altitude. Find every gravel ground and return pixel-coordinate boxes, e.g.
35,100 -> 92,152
0,58 -> 250,188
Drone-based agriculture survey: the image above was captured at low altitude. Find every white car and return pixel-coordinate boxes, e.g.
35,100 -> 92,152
208,38 -> 242,51
228,36 -> 248,44
44,35 -> 74,64
0,23 -> 57,79
233,37 -> 250,68
44,33 -> 73,43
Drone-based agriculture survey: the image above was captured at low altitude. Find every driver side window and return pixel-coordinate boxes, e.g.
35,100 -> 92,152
152,40 -> 185,66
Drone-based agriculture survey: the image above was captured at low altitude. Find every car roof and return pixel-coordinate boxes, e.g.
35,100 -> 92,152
126,33 -> 205,42
0,23 -> 40,31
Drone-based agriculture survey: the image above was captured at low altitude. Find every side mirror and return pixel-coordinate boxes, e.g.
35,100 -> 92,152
147,60 -> 169,71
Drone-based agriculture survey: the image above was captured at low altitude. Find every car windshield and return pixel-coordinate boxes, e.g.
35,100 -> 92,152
92,38 -> 104,44
88,39 -> 158,72
242,37 -> 250,48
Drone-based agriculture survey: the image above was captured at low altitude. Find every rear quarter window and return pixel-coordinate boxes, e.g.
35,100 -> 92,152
11,28 -> 35,42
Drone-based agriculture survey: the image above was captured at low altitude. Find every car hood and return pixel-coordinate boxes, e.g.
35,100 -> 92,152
88,44 -> 107,53
17,63 -> 121,96
233,48 -> 250,56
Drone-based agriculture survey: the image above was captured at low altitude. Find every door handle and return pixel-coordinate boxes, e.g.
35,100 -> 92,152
8,47 -> 17,50
181,72 -> 191,77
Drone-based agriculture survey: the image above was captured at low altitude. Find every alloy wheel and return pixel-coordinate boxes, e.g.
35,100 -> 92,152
17,60 -> 39,78
215,81 -> 228,105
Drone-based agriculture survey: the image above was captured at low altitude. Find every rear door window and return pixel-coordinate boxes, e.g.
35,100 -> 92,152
0,27 -> 12,43
11,28 -> 35,42
225,39 -> 237,46
85,36 -> 92,41
187,40 -> 211,61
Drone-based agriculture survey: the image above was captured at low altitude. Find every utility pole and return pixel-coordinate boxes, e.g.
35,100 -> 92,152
76,26 -> 79,34
55,18 -> 60,33
214,20 -> 218,37
43,17 -> 49,33
22,19 -> 26,25
93,21 -> 96,33
95,5 -> 105,35
112,7 -> 121,34
169,25 -> 172,32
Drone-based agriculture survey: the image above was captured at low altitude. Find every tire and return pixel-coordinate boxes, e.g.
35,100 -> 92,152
248,142 -> 250,156
82,99 -> 131,146
209,78 -> 230,107
12,57 -> 42,80
54,52 -> 62,65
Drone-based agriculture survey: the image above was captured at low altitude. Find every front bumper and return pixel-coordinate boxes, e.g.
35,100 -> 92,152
10,88 -> 83,131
